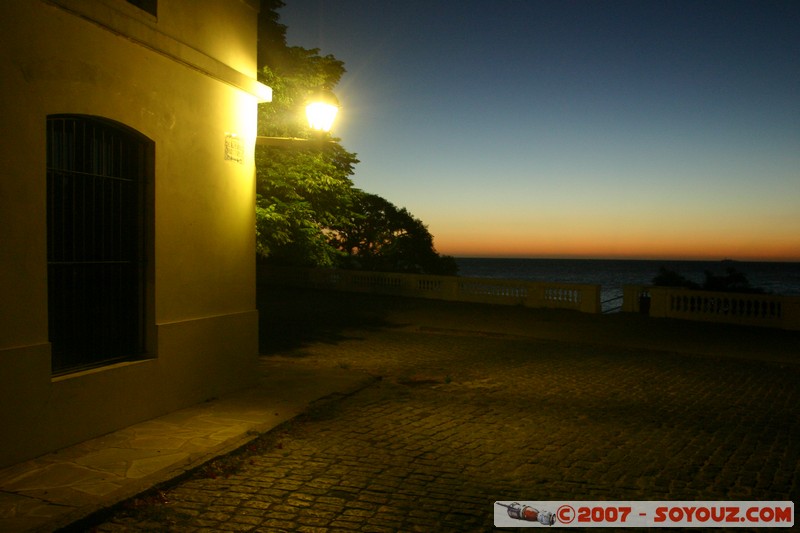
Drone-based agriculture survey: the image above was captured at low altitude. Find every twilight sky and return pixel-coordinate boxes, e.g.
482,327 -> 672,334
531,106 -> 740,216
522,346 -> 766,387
278,0 -> 800,261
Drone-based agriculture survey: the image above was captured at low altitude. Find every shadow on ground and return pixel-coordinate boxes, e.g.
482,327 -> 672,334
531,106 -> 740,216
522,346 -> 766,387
258,276 -> 800,364
257,282 -> 412,353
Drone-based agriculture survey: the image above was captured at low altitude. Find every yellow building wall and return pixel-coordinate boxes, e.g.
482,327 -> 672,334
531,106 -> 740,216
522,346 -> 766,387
0,0 -> 266,467
158,0 -> 260,76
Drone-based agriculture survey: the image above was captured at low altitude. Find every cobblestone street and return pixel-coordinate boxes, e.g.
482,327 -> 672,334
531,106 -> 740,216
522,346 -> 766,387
91,307 -> 800,532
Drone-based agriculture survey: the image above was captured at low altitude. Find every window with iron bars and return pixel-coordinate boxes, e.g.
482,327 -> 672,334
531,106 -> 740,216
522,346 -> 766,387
46,115 -> 152,374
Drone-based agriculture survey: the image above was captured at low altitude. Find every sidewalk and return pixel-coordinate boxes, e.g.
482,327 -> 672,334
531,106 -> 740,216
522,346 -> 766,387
0,359 -> 376,533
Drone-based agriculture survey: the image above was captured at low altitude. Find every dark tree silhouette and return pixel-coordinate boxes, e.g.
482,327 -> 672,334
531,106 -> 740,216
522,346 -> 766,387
652,266 -> 765,293
331,193 -> 458,275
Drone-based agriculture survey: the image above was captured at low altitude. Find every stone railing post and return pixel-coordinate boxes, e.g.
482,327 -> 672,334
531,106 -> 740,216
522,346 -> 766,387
784,297 -> 800,331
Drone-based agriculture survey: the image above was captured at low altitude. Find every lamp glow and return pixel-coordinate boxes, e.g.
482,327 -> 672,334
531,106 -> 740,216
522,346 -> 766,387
305,89 -> 340,132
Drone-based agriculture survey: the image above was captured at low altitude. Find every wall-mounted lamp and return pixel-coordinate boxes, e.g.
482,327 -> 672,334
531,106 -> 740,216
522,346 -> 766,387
305,88 -> 340,133
256,88 -> 340,148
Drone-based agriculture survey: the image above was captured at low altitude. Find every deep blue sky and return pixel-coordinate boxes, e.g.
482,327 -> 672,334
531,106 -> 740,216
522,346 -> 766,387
278,0 -> 800,260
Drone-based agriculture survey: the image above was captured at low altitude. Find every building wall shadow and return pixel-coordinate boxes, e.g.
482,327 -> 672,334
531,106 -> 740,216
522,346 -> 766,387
257,280 -> 410,354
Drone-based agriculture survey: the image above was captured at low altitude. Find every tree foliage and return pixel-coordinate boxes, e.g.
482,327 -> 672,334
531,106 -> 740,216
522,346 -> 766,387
254,0 -> 456,275
652,266 -> 765,293
255,144 -> 358,267
332,193 -> 458,275
255,1 -> 355,267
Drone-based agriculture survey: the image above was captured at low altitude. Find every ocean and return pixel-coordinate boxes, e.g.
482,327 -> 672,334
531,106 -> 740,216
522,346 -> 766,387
454,258 -> 800,312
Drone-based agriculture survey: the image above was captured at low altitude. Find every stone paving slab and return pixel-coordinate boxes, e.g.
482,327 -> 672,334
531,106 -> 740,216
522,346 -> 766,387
0,362 -> 376,532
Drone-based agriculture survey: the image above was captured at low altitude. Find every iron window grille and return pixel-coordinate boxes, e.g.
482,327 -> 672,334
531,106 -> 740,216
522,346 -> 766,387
46,115 -> 151,374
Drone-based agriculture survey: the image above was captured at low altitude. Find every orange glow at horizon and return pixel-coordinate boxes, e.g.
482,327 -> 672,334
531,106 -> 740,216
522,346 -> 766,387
414,183 -> 800,262
432,226 -> 800,262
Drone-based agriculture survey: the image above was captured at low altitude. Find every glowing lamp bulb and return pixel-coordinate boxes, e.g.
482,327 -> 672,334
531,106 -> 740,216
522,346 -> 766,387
305,89 -> 340,132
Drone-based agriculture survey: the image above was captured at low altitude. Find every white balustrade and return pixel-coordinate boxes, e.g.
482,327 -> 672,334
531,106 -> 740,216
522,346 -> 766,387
262,266 -> 601,313
623,285 -> 800,330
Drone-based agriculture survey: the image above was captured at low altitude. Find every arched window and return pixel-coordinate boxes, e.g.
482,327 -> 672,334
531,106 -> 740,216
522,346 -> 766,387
46,115 -> 152,374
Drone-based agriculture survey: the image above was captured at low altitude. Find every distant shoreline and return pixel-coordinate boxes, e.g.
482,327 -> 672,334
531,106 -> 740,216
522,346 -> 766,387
454,257 -> 800,300
453,256 -> 800,264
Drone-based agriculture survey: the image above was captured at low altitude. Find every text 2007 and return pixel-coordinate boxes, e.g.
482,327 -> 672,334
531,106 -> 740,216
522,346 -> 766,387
578,506 -> 632,523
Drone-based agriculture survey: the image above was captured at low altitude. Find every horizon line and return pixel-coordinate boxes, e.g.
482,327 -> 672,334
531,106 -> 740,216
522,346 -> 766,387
447,255 -> 800,263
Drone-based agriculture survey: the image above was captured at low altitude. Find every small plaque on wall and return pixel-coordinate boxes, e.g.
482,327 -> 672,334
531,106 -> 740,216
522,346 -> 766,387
225,134 -> 244,164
